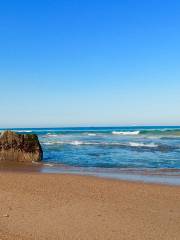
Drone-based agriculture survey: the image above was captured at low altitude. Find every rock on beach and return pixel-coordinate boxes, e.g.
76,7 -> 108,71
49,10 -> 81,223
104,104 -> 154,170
0,131 -> 43,162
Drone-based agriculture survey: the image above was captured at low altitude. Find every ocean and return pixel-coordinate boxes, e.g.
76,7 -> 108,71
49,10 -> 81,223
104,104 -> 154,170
1,126 -> 180,184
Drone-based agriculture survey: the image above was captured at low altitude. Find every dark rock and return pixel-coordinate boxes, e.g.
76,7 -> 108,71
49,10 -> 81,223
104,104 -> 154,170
0,131 -> 43,162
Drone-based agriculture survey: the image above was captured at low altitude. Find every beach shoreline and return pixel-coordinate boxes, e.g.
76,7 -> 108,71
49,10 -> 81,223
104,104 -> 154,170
0,171 -> 179,240
1,160 -> 180,186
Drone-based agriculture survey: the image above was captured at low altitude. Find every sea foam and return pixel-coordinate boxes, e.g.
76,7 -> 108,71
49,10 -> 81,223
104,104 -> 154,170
112,131 -> 140,135
129,142 -> 158,148
16,130 -> 32,133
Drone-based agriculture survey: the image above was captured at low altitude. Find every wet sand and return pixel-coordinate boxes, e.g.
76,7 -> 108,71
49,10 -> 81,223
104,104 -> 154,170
0,172 -> 180,240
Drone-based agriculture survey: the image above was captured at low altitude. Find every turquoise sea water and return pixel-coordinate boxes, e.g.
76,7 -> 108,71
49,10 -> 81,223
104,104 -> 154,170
1,126 -> 180,184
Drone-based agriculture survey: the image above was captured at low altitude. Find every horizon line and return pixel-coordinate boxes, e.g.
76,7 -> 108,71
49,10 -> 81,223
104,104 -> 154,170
1,125 -> 180,129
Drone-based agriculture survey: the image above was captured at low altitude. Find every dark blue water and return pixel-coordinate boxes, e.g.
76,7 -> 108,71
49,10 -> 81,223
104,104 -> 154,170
1,126 -> 180,170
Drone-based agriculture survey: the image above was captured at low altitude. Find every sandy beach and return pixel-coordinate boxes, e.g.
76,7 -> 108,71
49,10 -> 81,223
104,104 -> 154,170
0,172 -> 179,240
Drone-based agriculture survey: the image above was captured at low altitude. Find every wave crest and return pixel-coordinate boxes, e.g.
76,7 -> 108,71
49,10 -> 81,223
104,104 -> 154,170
16,130 -> 32,133
112,131 -> 140,135
43,140 -> 158,148
128,142 -> 158,148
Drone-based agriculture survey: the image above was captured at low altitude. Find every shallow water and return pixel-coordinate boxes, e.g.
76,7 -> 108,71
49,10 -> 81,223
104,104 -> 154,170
41,166 -> 180,186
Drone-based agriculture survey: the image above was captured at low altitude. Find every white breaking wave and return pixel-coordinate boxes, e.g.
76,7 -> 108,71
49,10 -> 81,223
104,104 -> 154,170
71,140 -> 83,145
128,142 -> 158,148
43,140 -> 85,146
112,131 -> 140,135
16,130 -> 32,133
87,133 -> 97,136
46,134 -> 59,137
145,136 -> 163,140
43,142 -> 54,145
42,140 -> 158,148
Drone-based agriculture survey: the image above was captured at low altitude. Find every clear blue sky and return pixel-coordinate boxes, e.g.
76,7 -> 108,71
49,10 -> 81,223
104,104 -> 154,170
0,0 -> 180,127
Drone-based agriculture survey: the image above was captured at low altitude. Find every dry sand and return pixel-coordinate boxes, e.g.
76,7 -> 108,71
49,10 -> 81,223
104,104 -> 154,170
0,172 -> 179,240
